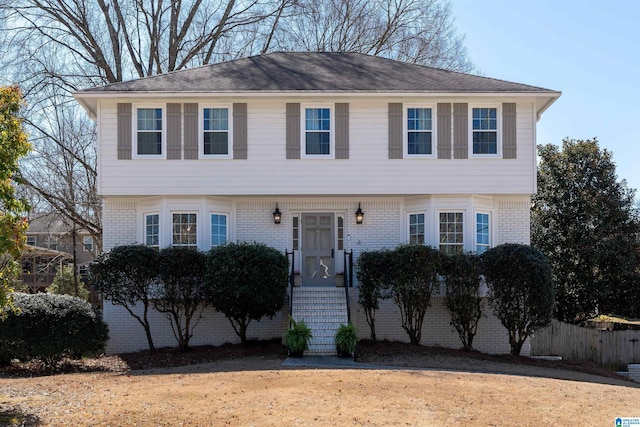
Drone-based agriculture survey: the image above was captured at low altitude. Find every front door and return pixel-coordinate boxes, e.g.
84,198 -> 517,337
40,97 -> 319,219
301,213 -> 335,286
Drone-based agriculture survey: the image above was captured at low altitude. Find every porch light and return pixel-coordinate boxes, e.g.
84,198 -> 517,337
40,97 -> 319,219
273,204 -> 282,224
355,203 -> 364,224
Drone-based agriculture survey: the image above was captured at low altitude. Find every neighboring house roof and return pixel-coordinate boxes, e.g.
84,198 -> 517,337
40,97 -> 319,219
75,52 -> 560,119
27,212 -> 91,236
27,212 -> 71,234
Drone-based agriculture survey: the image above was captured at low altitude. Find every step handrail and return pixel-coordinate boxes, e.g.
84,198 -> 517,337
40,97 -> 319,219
286,249 -> 295,327
343,249 -> 353,324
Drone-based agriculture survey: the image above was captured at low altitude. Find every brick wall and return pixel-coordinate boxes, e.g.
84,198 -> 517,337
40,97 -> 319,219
497,198 -> 531,245
104,301 -> 284,354
102,200 -> 138,250
101,196 -> 533,355
349,291 -> 529,355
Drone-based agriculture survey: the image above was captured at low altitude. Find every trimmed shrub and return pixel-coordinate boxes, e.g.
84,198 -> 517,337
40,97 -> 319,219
47,265 -> 90,301
440,252 -> 484,351
388,244 -> 439,345
89,245 -> 159,351
482,244 -> 554,356
154,247 -> 208,351
356,249 -> 392,341
204,242 -> 288,344
0,293 -> 108,367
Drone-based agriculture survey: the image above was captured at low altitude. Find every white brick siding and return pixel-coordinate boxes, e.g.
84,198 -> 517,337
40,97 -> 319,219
102,201 -> 137,250
104,301 -> 283,354
349,292 -> 529,355
497,198 -> 531,245
101,194 -> 533,354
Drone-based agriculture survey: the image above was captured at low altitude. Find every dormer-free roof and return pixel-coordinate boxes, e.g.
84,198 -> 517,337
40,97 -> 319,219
75,51 -> 560,119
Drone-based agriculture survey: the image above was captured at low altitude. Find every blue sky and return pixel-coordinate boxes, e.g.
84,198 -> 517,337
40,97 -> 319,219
452,0 -> 640,195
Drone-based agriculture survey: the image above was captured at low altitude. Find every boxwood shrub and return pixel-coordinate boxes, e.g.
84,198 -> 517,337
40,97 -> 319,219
0,293 -> 108,367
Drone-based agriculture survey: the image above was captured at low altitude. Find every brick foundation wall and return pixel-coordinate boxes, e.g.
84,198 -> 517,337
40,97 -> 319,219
349,291 -> 529,355
104,301 -> 284,354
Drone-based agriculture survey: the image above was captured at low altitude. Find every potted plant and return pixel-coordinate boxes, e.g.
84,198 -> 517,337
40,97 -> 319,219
334,323 -> 359,358
285,317 -> 312,357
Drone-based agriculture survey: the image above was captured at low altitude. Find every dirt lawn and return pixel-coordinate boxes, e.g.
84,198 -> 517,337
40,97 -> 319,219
1,343 -> 639,426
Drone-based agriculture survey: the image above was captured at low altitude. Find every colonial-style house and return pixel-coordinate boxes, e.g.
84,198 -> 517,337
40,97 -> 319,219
75,52 -> 560,355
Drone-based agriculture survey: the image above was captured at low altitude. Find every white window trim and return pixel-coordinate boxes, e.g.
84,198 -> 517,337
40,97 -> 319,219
83,236 -> 94,252
132,104 -> 166,159
468,104 -> 501,158
404,104 -> 437,158
144,212 -> 161,248
199,104 -> 233,159
407,211 -> 427,244
474,211 -> 492,254
301,104 -> 335,159
171,212 -> 198,248
437,210 -> 465,253
210,212 -> 230,248
26,236 -> 36,246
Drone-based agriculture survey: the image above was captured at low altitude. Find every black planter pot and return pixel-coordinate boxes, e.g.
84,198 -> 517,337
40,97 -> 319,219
288,350 -> 304,358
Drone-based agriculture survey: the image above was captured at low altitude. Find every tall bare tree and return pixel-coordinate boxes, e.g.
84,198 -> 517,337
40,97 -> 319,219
1,0 -> 473,251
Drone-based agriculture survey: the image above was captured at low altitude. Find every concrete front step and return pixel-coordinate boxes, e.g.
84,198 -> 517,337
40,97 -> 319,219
291,287 -> 349,356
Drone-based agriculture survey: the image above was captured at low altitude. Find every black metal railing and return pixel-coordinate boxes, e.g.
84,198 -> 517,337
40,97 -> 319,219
343,249 -> 354,323
286,249 -> 295,326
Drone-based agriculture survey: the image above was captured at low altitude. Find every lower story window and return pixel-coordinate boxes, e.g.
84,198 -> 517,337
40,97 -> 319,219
211,213 -> 228,247
145,214 -> 160,248
476,213 -> 490,254
173,213 -> 197,247
409,213 -> 425,244
439,212 -> 463,254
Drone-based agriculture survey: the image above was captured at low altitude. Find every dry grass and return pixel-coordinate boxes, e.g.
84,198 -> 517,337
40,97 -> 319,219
1,352 -> 639,426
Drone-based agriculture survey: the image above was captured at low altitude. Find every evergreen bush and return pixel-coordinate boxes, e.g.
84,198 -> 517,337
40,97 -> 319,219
0,293 -> 108,367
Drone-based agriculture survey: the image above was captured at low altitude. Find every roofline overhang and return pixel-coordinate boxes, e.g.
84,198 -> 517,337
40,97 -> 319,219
74,90 -> 562,120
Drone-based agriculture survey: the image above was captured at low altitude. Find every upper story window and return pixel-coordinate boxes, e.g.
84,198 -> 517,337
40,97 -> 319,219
476,213 -> 490,254
136,107 -> 164,157
145,213 -> 160,248
471,107 -> 498,155
46,235 -> 59,251
83,236 -> 94,252
439,212 -> 463,254
201,106 -> 232,157
211,213 -> 228,247
406,107 -> 433,156
26,236 -> 36,246
172,213 -> 197,248
303,107 -> 332,157
409,213 -> 426,244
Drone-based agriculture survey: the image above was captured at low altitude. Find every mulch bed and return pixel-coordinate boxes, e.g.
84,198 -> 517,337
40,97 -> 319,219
0,338 -> 628,381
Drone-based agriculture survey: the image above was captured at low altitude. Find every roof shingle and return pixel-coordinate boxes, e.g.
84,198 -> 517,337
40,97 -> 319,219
79,52 -> 556,94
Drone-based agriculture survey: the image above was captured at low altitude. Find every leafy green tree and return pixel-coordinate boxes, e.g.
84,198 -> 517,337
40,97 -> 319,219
89,245 -> 159,351
482,244 -> 554,356
440,252 -> 483,351
532,139 -> 640,322
0,85 -> 31,312
47,265 -> 90,301
204,242 -> 288,344
154,247 -> 208,351
356,249 -> 392,341
388,244 -> 440,345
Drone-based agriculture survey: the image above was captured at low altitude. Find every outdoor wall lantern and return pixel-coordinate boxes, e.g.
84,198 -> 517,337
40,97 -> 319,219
273,204 -> 282,224
355,203 -> 364,224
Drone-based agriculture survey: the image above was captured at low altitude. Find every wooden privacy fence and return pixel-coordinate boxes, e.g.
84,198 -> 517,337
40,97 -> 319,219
531,319 -> 640,367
